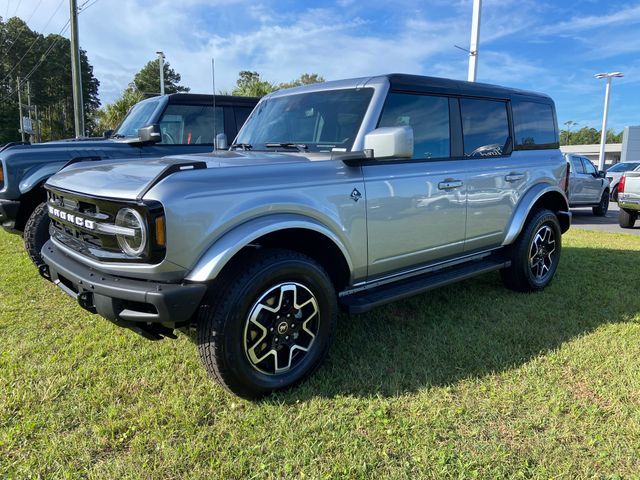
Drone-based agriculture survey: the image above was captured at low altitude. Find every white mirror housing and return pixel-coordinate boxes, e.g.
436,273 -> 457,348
363,126 -> 414,160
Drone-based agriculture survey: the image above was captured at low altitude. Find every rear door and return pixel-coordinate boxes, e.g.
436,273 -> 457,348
363,92 -> 467,278
581,157 -> 604,202
568,154 -> 586,203
461,97 -> 518,252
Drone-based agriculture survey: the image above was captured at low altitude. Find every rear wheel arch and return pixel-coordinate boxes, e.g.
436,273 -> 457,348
503,186 -> 570,246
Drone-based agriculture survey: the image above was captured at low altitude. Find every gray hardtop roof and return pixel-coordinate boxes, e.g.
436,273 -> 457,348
266,73 -> 553,103
137,93 -> 260,107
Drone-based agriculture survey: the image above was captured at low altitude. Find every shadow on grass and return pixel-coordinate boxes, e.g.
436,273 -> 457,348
276,245 -> 640,400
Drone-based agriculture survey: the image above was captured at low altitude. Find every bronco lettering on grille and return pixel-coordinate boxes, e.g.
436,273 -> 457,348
48,204 -> 95,230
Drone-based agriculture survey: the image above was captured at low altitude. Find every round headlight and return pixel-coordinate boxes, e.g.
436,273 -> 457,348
115,208 -> 147,257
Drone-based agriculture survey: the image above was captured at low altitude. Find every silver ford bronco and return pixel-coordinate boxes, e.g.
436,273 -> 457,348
41,74 -> 571,398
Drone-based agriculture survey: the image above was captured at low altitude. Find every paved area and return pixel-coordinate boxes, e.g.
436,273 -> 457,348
571,203 -> 640,235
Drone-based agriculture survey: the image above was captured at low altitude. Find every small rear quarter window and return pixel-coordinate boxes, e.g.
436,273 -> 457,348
512,100 -> 559,150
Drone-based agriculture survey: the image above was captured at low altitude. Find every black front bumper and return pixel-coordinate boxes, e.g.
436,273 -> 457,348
41,240 -> 208,339
0,198 -> 20,231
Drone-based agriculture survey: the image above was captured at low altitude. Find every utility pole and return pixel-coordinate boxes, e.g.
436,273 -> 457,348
156,51 -> 166,95
69,0 -> 85,137
595,72 -> 624,170
467,0 -> 482,82
17,77 -> 25,142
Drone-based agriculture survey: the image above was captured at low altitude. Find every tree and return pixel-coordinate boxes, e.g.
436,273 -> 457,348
228,71 -> 325,97
559,125 -> 624,146
231,71 -> 276,97
132,59 -> 189,96
0,16 -> 101,142
279,73 -> 325,90
96,58 -> 190,132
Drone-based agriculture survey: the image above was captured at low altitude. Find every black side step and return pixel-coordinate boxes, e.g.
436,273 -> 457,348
340,257 -> 511,314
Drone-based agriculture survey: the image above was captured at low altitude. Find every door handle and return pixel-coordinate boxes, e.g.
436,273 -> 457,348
438,179 -> 464,190
505,172 -> 525,182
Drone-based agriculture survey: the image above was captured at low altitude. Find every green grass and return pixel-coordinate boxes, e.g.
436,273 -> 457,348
1,228 -> 639,479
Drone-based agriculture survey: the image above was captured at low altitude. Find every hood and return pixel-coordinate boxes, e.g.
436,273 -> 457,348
45,150 -> 312,200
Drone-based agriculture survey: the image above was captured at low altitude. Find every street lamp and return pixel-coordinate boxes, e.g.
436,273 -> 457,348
595,71 -> 623,170
156,51 -> 166,96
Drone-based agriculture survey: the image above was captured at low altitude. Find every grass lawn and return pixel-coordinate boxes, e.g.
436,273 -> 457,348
1,227 -> 639,478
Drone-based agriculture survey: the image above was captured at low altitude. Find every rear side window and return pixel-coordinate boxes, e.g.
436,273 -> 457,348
512,101 -> 558,149
460,98 -> 509,157
378,92 -> 450,159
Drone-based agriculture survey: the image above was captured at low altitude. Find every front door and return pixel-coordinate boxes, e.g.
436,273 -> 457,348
363,92 -> 466,279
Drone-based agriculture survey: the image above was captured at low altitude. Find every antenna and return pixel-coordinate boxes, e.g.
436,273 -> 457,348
211,57 -> 217,150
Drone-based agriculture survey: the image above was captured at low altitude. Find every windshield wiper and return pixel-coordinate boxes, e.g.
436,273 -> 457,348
230,143 -> 253,151
265,143 -> 308,152
111,133 -> 126,139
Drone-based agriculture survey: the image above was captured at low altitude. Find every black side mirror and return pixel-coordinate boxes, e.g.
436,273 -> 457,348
598,170 -> 606,178
103,129 -> 114,138
138,124 -> 161,143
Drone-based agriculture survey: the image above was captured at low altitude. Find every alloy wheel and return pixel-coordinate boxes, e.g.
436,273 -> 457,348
529,225 -> 556,281
243,282 -> 320,375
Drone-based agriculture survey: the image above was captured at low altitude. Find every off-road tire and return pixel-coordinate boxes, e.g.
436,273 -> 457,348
619,208 -> 637,228
592,191 -> 609,216
196,249 -> 337,399
24,202 -> 51,273
500,209 -> 562,292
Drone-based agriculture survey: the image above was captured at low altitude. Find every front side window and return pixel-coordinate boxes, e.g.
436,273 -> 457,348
512,100 -> 558,149
460,98 -> 510,157
378,93 -> 450,159
158,105 -> 224,145
115,98 -> 162,138
236,88 -> 374,152
582,158 -> 597,175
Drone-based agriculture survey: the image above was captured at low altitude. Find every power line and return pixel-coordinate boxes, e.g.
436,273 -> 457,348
11,0 -> 24,17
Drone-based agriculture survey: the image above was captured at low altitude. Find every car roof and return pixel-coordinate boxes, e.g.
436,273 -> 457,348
265,73 -> 553,104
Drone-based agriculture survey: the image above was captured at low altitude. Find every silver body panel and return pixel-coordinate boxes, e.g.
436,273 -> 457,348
44,74 -> 569,289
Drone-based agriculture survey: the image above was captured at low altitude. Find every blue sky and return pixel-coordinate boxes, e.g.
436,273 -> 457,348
5,0 -> 640,131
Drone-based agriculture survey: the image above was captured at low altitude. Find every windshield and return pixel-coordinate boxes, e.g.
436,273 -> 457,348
114,98 -> 162,137
236,88 -> 374,152
607,162 -> 640,172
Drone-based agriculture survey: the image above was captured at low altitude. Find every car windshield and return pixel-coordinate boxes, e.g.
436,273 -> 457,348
114,98 -> 162,138
607,162 -> 640,172
235,88 -> 374,152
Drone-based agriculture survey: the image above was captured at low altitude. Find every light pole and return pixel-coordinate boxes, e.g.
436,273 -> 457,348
467,0 -> 482,82
595,71 -> 623,170
156,51 -> 166,95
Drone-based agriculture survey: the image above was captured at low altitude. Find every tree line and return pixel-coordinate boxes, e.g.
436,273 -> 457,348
0,16 -> 100,143
559,122 -> 624,146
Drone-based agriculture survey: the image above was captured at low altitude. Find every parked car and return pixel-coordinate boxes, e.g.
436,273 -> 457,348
41,74 -> 570,398
563,153 -> 610,216
617,171 -> 640,228
605,161 -> 640,201
0,93 -> 259,271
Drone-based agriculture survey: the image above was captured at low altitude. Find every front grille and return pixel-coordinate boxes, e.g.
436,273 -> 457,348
47,187 -> 165,263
